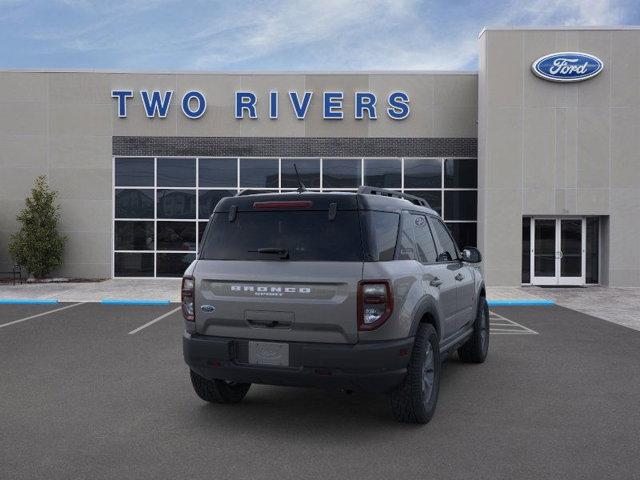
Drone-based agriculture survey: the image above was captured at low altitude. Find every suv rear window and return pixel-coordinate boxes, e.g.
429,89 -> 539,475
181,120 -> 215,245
200,211 -> 364,261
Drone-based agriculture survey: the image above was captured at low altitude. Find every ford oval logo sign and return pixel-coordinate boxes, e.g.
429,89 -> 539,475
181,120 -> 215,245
532,52 -> 603,82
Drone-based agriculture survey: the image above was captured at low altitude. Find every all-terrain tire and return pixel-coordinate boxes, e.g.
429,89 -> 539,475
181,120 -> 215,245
190,370 -> 251,404
390,323 -> 441,424
458,296 -> 490,363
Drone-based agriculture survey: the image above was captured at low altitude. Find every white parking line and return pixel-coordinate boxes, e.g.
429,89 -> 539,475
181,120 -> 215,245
489,311 -> 539,335
0,303 -> 83,329
128,306 -> 181,335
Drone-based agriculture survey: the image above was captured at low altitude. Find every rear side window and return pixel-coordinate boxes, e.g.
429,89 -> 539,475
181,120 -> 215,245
397,214 -> 416,260
363,211 -> 399,261
200,211 -> 363,262
412,214 -> 438,263
429,217 -> 459,262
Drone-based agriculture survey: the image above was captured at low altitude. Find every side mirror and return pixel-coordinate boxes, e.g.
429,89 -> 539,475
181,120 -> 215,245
461,246 -> 482,263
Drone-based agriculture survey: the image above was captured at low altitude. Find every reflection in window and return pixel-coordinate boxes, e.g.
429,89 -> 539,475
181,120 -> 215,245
404,159 -> 441,188
444,159 -> 477,188
157,189 -> 196,219
114,221 -> 154,250
157,158 -> 196,187
156,253 -> 196,277
156,221 -> 196,251
444,191 -> 477,221
281,158 -> 320,188
240,158 -> 278,188
115,189 -> 154,218
364,159 -> 401,188
199,158 -> 237,187
114,252 -> 154,277
322,159 -> 361,188
199,190 -> 235,219
115,158 -> 154,187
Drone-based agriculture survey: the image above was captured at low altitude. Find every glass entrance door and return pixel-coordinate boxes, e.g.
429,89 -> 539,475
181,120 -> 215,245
531,218 -> 586,286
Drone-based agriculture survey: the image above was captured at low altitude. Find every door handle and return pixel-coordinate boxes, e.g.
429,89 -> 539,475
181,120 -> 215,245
455,273 -> 465,281
430,277 -> 443,287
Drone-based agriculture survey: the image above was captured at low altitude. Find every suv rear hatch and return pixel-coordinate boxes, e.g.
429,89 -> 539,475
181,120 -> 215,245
193,194 -> 364,344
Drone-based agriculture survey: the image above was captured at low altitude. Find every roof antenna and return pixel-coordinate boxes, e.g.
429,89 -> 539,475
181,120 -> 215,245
293,163 -> 307,193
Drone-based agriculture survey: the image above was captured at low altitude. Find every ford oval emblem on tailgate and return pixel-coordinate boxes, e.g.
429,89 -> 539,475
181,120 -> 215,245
200,304 -> 216,312
532,52 -> 603,83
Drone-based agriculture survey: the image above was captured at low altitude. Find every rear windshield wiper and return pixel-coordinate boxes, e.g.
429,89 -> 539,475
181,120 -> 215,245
248,247 -> 290,259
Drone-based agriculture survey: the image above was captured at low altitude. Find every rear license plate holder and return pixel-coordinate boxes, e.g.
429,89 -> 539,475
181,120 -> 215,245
248,341 -> 290,367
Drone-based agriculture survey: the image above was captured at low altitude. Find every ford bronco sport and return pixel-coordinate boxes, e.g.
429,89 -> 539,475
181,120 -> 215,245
182,186 -> 488,424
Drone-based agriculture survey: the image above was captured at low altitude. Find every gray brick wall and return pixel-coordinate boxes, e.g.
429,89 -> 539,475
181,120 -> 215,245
113,136 -> 477,157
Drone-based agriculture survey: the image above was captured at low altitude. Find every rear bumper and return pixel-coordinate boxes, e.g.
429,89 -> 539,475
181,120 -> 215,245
183,333 -> 414,393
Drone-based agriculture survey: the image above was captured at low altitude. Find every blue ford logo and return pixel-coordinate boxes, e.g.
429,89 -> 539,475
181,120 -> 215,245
200,304 -> 216,312
532,52 -> 603,83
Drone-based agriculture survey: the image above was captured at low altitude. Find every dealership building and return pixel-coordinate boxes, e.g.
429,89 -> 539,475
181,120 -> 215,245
1,26 -> 639,286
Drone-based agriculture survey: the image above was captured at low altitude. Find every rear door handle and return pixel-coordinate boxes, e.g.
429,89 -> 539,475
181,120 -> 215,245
430,277 -> 443,287
455,273 -> 465,281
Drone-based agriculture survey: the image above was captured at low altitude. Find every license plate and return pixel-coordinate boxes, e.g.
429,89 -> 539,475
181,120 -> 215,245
248,341 -> 289,367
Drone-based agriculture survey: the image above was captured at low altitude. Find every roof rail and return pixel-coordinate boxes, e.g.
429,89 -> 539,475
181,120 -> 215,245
357,186 -> 430,208
235,189 -> 264,197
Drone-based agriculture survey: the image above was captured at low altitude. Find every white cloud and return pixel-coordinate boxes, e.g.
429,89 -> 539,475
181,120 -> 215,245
10,0 -> 632,70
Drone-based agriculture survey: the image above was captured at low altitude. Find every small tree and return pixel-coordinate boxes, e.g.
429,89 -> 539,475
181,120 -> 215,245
9,176 -> 67,279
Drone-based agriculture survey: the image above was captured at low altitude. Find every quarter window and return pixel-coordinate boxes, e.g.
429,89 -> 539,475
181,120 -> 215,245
412,215 -> 438,263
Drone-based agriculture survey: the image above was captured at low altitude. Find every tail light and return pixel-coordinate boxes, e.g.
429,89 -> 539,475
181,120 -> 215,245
182,276 -> 195,321
357,280 -> 393,331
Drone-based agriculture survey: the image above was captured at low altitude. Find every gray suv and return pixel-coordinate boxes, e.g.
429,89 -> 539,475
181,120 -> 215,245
182,187 -> 488,424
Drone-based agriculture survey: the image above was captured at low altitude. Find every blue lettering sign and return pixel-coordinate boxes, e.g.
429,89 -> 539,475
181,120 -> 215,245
235,91 -> 257,119
181,90 -> 206,119
111,90 -> 133,118
387,91 -> 410,120
140,90 -> 173,118
323,92 -> 343,119
269,91 -> 278,119
355,92 -> 377,120
289,91 -> 313,119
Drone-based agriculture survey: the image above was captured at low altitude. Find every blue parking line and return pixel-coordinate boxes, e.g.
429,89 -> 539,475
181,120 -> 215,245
100,299 -> 172,305
0,298 -> 59,305
488,299 -> 555,307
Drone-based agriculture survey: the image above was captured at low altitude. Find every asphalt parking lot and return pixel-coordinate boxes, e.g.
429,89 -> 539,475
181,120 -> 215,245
1,303 -> 639,480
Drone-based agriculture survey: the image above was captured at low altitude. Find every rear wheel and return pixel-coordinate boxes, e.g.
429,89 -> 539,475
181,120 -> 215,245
190,370 -> 251,404
458,296 -> 490,363
390,323 -> 441,424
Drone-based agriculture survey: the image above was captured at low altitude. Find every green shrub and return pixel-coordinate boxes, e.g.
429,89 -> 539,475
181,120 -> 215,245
8,175 -> 67,279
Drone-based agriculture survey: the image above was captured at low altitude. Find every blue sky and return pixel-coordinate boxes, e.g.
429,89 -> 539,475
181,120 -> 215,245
0,0 -> 638,71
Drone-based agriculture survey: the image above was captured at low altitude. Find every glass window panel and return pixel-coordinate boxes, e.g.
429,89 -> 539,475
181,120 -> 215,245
586,217 -> 599,284
114,221 -> 154,251
364,211 -> 399,261
429,218 -> 459,262
115,158 -> 154,186
281,158 -> 320,188
199,190 -> 235,219
240,158 -> 278,188
404,159 -> 441,188
322,159 -> 361,188
522,218 -> 531,283
156,253 -> 196,278
404,190 -> 441,215
157,221 -> 196,251
157,158 -> 196,187
397,214 -> 416,261
560,219 -> 582,277
444,159 -> 477,188
157,189 -> 196,219
114,252 -> 154,277
364,158 -> 401,188
444,191 -> 477,221
413,215 -> 438,263
198,221 -> 209,244
115,189 -> 154,218
534,220 -> 556,277
446,222 -> 477,249
199,158 -> 238,187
